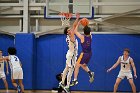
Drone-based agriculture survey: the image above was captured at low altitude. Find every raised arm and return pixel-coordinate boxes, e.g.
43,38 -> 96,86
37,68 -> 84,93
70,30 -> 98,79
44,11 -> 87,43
71,13 -> 80,31
5,61 -> 9,75
0,56 -> 9,62
130,58 -> 137,79
107,57 -> 121,72
74,20 -> 84,42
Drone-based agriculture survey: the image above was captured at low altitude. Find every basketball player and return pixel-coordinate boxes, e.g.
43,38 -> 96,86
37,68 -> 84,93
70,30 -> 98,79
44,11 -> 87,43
59,13 -> 80,93
0,47 -> 24,93
0,49 -> 9,92
70,20 -> 94,86
107,48 -> 137,93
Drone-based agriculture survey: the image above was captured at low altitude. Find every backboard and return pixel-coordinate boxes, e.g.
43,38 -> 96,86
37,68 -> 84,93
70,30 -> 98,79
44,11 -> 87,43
44,0 -> 94,19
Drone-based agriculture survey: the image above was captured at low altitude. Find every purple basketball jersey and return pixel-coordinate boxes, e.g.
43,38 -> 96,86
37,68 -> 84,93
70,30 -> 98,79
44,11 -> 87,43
81,35 -> 92,53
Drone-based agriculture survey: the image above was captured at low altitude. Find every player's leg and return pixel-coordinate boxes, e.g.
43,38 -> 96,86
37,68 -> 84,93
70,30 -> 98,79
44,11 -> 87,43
73,53 -> 84,81
11,79 -> 18,89
128,79 -> 136,93
67,66 -> 74,87
18,79 -> 24,93
127,73 -> 136,93
70,53 -> 78,82
60,54 -> 73,92
81,64 -> 94,83
11,69 -> 19,89
63,54 -> 76,92
114,78 -> 122,93
60,54 -> 72,88
60,65 -> 69,87
63,66 -> 73,93
74,62 -> 81,80
11,79 -> 20,93
2,77 -> 8,90
71,53 -> 85,86
80,52 -> 94,83
18,68 -> 24,93
1,72 -> 8,90
70,62 -> 81,86
64,58 -> 75,92
61,53 -> 73,85
81,64 -> 89,72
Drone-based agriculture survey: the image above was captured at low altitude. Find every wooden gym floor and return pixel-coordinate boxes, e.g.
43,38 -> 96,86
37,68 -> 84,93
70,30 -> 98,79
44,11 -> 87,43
0,90 -> 135,93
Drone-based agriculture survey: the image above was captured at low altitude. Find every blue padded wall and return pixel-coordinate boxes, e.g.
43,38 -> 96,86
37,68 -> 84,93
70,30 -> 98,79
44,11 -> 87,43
15,33 -> 36,89
1,33 -> 140,92
0,34 -> 14,89
88,34 -> 140,92
35,34 -> 67,89
36,34 -> 140,92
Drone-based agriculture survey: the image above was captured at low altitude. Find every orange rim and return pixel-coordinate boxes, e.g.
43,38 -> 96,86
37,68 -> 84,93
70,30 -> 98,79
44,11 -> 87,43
59,12 -> 72,18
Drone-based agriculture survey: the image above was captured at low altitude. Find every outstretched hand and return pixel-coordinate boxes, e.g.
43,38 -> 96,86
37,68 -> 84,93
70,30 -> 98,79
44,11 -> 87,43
107,68 -> 111,72
78,20 -> 81,25
76,13 -> 80,19
134,74 -> 137,79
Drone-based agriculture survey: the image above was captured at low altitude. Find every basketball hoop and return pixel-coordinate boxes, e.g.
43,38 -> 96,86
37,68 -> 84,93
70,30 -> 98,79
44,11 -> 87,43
59,12 -> 72,27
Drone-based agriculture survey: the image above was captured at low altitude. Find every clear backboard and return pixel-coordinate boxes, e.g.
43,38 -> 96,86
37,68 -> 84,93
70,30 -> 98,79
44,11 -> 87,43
44,0 -> 94,19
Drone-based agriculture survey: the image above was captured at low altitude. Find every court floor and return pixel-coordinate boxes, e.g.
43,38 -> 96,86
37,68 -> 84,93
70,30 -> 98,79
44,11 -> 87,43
0,90 -> 135,93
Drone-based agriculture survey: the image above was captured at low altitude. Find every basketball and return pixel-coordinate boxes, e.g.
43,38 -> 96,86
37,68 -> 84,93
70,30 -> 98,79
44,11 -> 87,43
80,18 -> 89,26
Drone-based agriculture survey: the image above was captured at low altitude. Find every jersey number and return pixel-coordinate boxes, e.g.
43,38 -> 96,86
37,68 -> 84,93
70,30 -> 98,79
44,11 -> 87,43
14,57 -> 18,61
123,64 -> 125,68
67,39 -> 69,46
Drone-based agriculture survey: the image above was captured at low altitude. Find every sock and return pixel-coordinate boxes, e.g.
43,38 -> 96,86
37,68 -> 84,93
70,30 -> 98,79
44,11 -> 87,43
88,71 -> 92,77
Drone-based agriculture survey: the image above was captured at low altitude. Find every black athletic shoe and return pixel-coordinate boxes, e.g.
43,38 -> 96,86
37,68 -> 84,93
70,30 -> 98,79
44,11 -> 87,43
70,80 -> 78,86
64,86 -> 70,93
59,81 -> 65,88
17,85 -> 21,93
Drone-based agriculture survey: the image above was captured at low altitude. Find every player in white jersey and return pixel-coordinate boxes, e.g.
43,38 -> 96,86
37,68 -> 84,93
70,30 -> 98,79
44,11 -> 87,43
0,47 -> 24,93
0,49 -> 9,91
107,48 -> 137,93
59,13 -> 79,93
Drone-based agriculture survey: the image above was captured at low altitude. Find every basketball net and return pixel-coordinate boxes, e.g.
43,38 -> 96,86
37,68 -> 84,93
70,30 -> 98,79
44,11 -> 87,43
59,12 -> 72,27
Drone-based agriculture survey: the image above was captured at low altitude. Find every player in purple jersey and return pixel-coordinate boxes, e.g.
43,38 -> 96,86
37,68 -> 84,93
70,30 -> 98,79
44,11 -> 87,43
70,20 -> 94,86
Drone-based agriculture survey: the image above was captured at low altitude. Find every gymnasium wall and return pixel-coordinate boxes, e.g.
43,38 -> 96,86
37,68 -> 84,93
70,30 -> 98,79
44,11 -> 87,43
0,34 -> 14,89
35,34 -> 140,92
15,34 -> 36,89
0,33 -> 140,92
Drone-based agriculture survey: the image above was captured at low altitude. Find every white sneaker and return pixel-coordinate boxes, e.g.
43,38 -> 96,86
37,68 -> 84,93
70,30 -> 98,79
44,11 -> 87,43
89,72 -> 94,83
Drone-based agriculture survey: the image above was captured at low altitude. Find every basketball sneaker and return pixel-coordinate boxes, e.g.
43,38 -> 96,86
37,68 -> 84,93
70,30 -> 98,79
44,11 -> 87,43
59,81 -> 65,89
89,72 -> 94,83
70,80 -> 78,86
17,85 -> 21,93
64,86 -> 70,93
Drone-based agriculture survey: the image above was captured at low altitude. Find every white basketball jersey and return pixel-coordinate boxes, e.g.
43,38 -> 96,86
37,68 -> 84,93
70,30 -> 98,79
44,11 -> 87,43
0,56 -> 5,72
9,55 -> 21,70
0,61 -> 4,72
120,56 -> 131,72
66,35 -> 78,54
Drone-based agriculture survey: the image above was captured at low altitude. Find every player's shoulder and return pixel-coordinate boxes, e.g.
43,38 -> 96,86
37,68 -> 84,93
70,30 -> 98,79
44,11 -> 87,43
129,56 -> 133,61
118,56 -> 123,60
119,55 -> 122,58
9,55 -> 17,59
